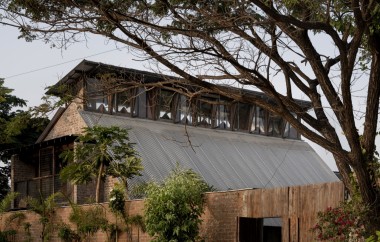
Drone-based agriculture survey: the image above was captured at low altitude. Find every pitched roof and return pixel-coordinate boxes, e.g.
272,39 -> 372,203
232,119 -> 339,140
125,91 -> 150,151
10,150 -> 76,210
80,111 -> 338,191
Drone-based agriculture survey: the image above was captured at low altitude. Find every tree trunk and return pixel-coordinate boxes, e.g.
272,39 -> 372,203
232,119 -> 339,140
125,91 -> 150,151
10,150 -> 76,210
356,31 -> 380,233
96,162 -> 104,203
335,153 -> 380,233
353,161 -> 380,233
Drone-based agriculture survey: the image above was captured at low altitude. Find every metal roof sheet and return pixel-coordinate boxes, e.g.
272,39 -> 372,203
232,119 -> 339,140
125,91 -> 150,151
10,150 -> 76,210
80,111 -> 339,191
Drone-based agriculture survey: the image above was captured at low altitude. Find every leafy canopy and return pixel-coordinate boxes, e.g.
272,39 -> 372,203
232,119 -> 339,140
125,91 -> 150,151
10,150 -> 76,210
0,80 -> 49,200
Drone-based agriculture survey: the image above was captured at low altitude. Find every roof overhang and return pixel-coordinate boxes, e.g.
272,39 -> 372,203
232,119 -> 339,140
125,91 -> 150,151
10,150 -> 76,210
9,135 -> 77,155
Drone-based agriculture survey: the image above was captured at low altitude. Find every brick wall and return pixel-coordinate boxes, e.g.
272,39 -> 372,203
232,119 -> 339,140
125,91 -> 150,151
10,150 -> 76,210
44,88 -> 87,141
1,182 -> 344,242
201,191 -> 243,241
0,200 -> 149,242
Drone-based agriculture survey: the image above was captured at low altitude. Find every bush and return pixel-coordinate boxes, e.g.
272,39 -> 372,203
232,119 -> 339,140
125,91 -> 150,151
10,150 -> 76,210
144,167 -> 211,242
57,224 -> 80,242
366,231 -> 380,242
311,205 -> 366,241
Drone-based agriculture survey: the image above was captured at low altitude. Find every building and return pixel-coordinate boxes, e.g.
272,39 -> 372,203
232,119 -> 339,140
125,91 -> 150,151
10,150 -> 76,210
11,59 -> 338,206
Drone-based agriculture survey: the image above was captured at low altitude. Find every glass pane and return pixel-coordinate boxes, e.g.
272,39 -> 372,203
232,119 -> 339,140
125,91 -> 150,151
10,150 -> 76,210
257,107 -> 266,134
147,89 -> 159,120
116,91 -> 132,115
237,103 -> 251,131
86,78 -> 108,113
283,121 -> 290,138
218,104 -> 230,129
159,90 -> 175,120
269,113 -> 283,137
289,124 -> 298,139
250,106 -> 258,133
196,98 -> 213,128
179,95 -> 192,124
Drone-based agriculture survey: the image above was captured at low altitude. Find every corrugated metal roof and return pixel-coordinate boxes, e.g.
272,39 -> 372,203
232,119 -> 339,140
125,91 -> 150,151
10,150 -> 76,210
80,111 -> 339,191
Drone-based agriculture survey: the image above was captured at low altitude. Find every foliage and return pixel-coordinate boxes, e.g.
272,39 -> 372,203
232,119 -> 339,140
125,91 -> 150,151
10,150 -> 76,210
129,182 -> 149,199
109,183 -> 126,216
23,222 -> 32,242
57,223 -> 81,242
144,167 -> 210,242
367,231 -> 380,242
311,175 -> 374,241
0,212 -> 26,242
107,157 -> 143,192
0,166 -> 10,202
0,192 -> 17,214
60,125 -> 142,203
105,223 -> 118,242
2,0 -> 380,231
311,205 -> 366,241
0,230 -> 16,242
4,212 -> 25,230
24,192 -> 62,241
0,80 -> 49,200
0,192 -> 19,242
108,183 -> 146,241
68,203 -> 108,241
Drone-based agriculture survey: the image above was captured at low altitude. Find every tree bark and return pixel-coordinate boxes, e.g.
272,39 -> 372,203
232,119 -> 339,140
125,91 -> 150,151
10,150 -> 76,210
353,160 -> 380,232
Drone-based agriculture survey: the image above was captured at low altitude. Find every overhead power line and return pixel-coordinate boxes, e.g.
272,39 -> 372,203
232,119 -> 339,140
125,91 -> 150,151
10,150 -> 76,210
4,47 -> 127,79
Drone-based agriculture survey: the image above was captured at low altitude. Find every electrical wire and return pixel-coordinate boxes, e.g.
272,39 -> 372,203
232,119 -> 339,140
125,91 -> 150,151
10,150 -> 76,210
4,46 -> 127,79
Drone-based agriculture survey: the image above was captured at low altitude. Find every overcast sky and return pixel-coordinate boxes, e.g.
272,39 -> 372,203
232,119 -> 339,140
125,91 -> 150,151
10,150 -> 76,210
0,25 -> 339,171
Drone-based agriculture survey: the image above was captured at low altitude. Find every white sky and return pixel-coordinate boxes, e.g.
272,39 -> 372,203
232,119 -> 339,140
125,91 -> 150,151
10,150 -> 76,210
0,25 -> 339,171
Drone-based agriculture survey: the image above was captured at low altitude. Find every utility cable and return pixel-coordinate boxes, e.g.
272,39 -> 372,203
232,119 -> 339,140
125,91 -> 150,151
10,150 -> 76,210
4,46 -> 127,79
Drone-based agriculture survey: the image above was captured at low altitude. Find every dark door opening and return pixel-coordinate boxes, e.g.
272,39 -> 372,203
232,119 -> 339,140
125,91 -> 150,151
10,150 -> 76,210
238,217 -> 282,242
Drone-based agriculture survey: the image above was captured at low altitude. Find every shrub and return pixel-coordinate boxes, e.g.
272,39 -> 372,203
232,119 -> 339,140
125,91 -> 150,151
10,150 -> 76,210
311,205 -> 366,241
144,167 -> 211,242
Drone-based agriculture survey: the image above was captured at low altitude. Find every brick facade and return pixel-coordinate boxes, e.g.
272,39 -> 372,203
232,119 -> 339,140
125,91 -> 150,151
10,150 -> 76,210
1,200 -> 149,242
1,182 -> 344,242
44,92 -> 87,141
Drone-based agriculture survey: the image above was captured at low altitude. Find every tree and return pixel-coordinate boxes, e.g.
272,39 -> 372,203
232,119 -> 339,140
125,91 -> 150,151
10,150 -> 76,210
1,0 -> 380,231
60,125 -> 142,203
144,167 -> 210,242
0,79 -> 49,200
